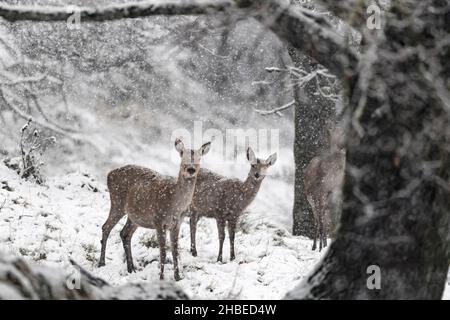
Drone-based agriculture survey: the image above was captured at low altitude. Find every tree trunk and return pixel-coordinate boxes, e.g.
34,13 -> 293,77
287,1 -> 450,299
290,48 -> 335,238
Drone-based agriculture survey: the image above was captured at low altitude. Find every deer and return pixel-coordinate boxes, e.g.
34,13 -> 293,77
304,122 -> 346,252
186,147 -> 277,262
98,138 -> 211,281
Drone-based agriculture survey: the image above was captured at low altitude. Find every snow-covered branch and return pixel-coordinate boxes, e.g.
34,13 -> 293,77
0,0 -> 359,78
0,1 -> 235,22
254,99 -> 295,116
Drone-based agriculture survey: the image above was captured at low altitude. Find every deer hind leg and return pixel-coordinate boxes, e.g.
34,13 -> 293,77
157,227 -> 167,280
120,218 -> 138,273
312,219 -> 318,251
318,218 -> 324,252
227,219 -> 237,261
99,205 -> 125,267
189,209 -> 198,257
309,197 -> 318,251
216,219 -> 226,263
322,207 -> 329,249
170,223 -> 181,281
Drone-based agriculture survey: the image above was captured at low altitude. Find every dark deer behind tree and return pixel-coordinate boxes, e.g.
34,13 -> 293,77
304,122 -> 346,251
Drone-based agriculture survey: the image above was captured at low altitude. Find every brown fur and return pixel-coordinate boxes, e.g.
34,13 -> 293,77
98,139 -> 210,281
304,124 -> 346,251
188,148 -> 277,262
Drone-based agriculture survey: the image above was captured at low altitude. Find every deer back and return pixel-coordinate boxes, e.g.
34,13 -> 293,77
125,173 -> 178,229
107,165 -> 158,209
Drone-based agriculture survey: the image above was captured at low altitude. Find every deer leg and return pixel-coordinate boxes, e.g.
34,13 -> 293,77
157,227 -> 167,280
170,223 -> 181,281
311,200 -> 318,251
227,219 -> 237,261
322,217 -> 328,248
312,220 -> 318,251
216,219 -> 226,263
120,218 -> 138,273
189,210 -> 198,257
319,219 -> 323,252
319,198 -> 327,252
99,206 -> 124,267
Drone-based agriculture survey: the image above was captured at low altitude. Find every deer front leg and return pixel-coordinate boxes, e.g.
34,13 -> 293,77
99,206 -> 124,267
170,223 -> 181,281
227,219 -> 237,261
319,221 -> 323,252
310,203 -> 318,251
189,209 -> 198,257
120,218 -> 138,273
312,224 -> 318,251
216,219 -> 226,263
156,227 -> 167,280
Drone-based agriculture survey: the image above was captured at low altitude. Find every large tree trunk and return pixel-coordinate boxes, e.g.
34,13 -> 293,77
290,48 -> 336,238
287,1 -> 450,299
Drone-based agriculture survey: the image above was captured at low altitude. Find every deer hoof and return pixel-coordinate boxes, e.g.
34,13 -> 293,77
230,255 -> 235,261
127,266 -> 136,273
217,256 -> 223,263
191,249 -> 197,257
174,273 -> 181,281
98,261 -> 105,268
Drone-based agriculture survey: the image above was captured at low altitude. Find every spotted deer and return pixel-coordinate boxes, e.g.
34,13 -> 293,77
98,138 -> 211,281
304,122 -> 346,251
187,147 -> 277,262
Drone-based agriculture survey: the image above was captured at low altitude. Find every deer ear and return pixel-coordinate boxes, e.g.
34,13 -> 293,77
246,147 -> 256,164
175,138 -> 184,156
266,153 -> 277,166
200,141 -> 211,155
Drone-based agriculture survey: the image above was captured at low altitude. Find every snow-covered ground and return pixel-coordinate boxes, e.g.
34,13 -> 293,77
0,155 -> 324,299
0,144 -> 449,299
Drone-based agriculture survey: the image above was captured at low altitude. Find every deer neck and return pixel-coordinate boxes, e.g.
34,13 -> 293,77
172,171 -> 197,215
240,174 -> 263,209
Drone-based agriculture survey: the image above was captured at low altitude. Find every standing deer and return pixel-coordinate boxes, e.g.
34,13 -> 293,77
187,147 -> 277,262
98,138 -> 211,281
304,123 -> 346,251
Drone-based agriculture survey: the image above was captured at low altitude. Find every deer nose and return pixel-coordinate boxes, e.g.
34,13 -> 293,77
255,173 -> 260,179
187,167 -> 196,175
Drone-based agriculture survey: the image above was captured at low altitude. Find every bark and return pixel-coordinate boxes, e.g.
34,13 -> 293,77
287,0 -> 450,299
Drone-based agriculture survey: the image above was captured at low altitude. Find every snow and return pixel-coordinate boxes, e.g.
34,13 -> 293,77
1,160 -> 449,299
0,152 -> 324,299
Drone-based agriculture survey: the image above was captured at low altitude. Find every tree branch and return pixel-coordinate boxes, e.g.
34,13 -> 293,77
254,99 -> 295,116
253,1 -> 359,78
0,0 -> 235,22
0,0 -> 359,78
316,0 -> 372,30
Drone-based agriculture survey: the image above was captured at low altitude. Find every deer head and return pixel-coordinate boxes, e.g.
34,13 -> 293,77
175,138 -> 211,179
246,147 -> 277,181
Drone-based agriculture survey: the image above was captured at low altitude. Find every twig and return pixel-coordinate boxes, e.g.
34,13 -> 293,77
0,89 -> 97,149
254,100 -> 296,117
